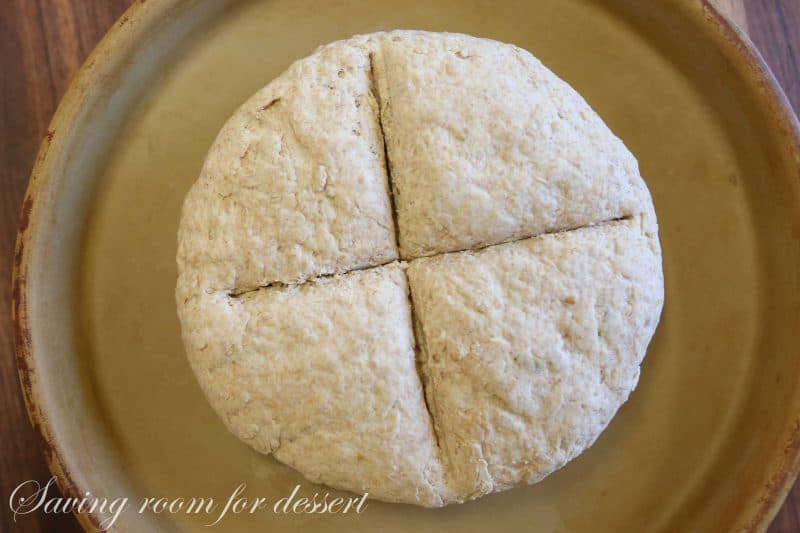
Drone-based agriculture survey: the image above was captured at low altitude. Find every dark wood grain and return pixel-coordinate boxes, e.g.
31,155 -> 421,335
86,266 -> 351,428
0,3 -> 132,532
747,4 -> 800,531
745,0 -> 800,114
0,1 -> 798,531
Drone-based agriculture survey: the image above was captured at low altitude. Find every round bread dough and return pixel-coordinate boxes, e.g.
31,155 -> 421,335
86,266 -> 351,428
176,30 -> 664,507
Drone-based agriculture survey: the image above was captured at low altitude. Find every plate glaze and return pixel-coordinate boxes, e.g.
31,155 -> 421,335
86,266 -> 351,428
13,0 -> 800,531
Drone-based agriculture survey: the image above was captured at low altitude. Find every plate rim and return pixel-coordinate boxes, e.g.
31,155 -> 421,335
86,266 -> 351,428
11,0 -> 800,531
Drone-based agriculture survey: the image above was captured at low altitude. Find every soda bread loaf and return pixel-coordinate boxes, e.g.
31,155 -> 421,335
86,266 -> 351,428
176,30 -> 664,507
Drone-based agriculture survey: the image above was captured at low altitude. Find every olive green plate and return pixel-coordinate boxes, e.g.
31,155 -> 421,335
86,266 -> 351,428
13,0 -> 800,531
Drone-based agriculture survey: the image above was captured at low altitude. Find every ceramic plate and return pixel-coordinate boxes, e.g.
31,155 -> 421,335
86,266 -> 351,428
13,0 -> 800,531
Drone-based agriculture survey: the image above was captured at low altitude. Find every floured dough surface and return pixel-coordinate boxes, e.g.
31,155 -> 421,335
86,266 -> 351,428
177,30 -> 664,507
372,31 -> 651,258
406,216 -> 663,498
179,264 -> 448,506
177,35 -> 396,294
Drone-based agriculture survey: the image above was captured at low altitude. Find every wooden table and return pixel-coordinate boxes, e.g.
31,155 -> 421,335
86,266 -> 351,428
1,1 -> 798,531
